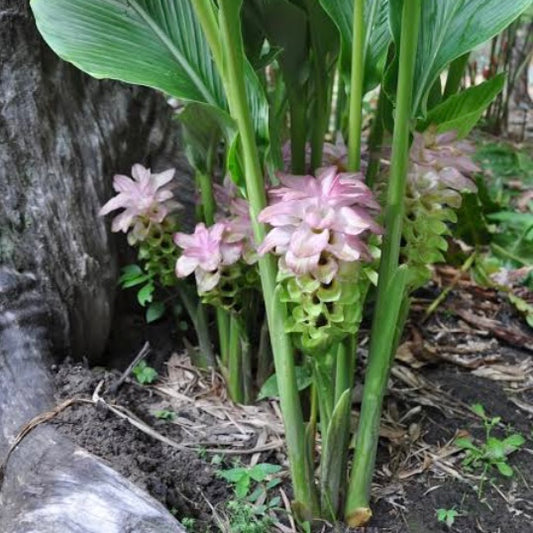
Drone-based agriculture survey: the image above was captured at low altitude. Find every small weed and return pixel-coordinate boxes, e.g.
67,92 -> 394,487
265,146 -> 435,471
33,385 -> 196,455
216,462 -> 283,532
436,507 -> 459,528
216,462 -> 282,500
132,360 -> 158,384
455,403 -> 525,496
181,516 -> 196,532
154,409 -> 176,420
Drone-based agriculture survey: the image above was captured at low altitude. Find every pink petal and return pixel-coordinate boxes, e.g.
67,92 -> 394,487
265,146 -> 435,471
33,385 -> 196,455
152,168 -> 175,189
131,164 -> 150,182
174,232 -> 197,250
99,193 -> 128,216
176,255 -> 199,277
334,206 -> 382,235
196,269 -> 220,293
258,227 -> 292,255
285,250 -> 320,275
111,209 -> 136,233
112,174 -> 136,193
221,241 -> 242,265
289,225 -> 329,258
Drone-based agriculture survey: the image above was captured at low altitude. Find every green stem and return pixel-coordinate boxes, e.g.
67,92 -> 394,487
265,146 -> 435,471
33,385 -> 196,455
218,309 -> 230,368
347,0 -> 365,172
335,71 -> 346,133
365,88 -> 385,187
176,285 -> 215,368
345,0 -> 421,526
228,315 -> 243,403
289,90 -> 307,174
214,0 -> 315,513
443,53 -> 469,99
334,336 -> 356,404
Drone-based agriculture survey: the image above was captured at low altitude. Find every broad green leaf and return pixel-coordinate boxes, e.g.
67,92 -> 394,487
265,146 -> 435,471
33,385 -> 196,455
179,103 -> 237,173
31,0 -> 270,165
319,0 -> 390,93
146,301 -> 165,323
31,0 -> 225,107
257,365 -> 312,400
418,75 -> 505,138
388,0 -> 531,115
242,0 -> 309,88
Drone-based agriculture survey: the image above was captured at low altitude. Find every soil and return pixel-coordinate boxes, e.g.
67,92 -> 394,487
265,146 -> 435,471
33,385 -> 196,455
49,285 -> 533,533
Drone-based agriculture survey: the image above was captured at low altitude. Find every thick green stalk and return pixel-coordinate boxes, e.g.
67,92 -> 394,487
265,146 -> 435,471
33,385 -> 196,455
227,316 -> 243,403
214,0 -> 315,512
334,336 -> 356,404
335,72 -> 346,133
345,0 -> 421,526
347,0 -> 365,172
443,53 -> 469,99
288,90 -> 307,174
365,88 -> 385,187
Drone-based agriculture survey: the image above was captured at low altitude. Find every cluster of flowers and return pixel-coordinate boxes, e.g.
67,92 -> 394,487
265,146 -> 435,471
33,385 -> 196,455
100,127 -> 475,350
175,178 -> 258,306
403,129 -> 479,286
99,164 -> 182,286
258,166 -> 381,352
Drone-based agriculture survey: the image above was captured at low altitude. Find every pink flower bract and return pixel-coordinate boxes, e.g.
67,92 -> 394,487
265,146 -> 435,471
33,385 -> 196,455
174,222 -> 242,294
258,166 -> 381,280
100,164 -> 181,233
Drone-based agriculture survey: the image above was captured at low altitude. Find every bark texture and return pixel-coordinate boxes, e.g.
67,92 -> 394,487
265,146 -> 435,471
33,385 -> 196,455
0,2 -> 190,530
0,0 -> 194,360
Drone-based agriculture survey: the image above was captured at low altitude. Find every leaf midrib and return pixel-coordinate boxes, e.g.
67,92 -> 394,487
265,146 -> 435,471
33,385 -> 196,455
128,0 -> 218,105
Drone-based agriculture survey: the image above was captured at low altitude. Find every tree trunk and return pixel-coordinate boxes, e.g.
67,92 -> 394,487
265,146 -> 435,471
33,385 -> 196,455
0,2 -> 189,530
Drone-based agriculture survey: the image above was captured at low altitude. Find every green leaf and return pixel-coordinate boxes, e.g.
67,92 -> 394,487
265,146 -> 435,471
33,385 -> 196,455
249,463 -> 282,482
154,409 -> 176,420
257,365 -> 313,400
179,102 -> 237,173
388,0 -> 531,115
503,433 -> 526,454
320,389 -> 351,519
454,437 -> 477,451
133,361 -> 158,384
137,282 -> 154,307
146,302 -> 166,323
119,265 -> 151,288
495,461 -> 513,477
218,467 -> 247,483
418,74 -> 505,138
471,403 -> 486,418
320,0 -> 390,93
235,476 -> 251,499
242,0 -> 309,89
31,0 -> 225,107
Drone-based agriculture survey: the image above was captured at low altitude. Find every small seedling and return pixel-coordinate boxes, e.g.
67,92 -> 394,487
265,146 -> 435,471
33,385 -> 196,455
436,507 -> 459,528
216,462 -> 282,500
455,403 -> 525,496
132,360 -> 158,384
216,462 -> 283,532
154,409 -> 176,420
181,516 -> 196,532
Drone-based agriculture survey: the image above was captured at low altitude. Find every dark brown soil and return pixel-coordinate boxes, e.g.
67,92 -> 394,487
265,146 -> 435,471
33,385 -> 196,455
49,296 -> 533,533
